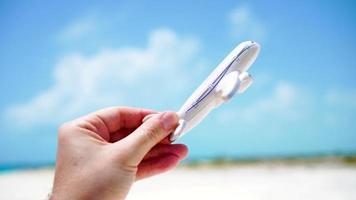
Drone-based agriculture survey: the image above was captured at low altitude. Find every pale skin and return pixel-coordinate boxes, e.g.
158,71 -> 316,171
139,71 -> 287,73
51,107 -> 188,200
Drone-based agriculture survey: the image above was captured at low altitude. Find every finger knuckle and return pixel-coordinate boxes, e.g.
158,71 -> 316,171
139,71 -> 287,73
144,124 -> 162,142
57,122 -> 74,141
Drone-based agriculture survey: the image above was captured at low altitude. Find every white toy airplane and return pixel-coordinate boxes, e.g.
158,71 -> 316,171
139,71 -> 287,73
143,41 -> 260,141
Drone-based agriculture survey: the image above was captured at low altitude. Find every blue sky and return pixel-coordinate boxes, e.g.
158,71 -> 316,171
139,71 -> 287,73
0,0 -> 355,165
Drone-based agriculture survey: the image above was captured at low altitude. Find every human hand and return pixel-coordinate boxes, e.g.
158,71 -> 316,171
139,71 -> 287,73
50,107 -> 188,200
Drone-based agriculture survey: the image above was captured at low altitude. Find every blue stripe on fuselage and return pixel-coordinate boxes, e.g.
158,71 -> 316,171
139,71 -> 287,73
185,45 -> 253,113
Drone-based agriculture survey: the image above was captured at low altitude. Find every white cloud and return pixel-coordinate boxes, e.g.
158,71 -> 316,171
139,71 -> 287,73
228,5 -> 265,41
58,16 -> 97,41
216,78 -> 356,130
323,89 -> 356,125
4,29 -> 200,128
325,89 -> 356,108
217,81 -> 308,125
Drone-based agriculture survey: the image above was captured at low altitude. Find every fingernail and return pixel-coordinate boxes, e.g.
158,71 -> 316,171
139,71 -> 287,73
160,112 -> 178,131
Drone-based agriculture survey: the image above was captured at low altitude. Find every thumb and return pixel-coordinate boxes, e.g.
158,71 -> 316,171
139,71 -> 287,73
116,112 -> 179,166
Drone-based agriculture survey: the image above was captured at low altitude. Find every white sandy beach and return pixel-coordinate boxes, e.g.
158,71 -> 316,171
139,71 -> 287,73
0,164 -> 355,200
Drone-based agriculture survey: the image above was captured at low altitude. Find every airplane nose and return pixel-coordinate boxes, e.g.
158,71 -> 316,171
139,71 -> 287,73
236,42 -> 260,72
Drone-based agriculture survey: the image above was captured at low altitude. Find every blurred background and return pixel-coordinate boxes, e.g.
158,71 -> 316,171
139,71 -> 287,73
0,0 -> 355,199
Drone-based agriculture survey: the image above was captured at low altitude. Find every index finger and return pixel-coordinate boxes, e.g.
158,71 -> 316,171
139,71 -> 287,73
81,106 -> 156,133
